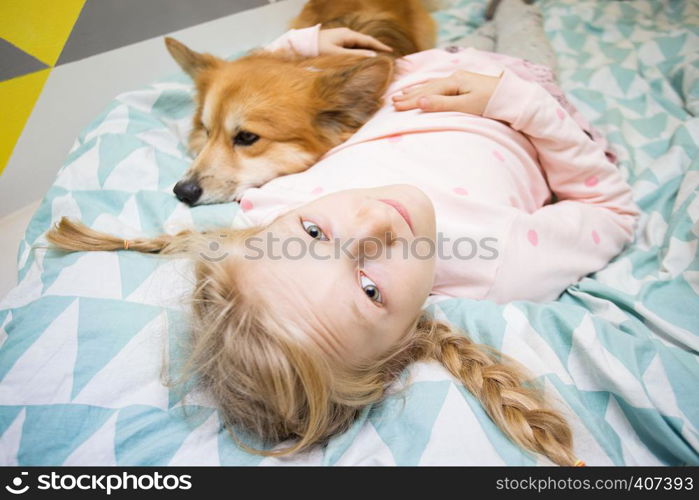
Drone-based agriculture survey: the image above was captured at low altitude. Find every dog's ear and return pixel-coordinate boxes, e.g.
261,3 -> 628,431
165,37 -> 218,78
314,56 -> 394,139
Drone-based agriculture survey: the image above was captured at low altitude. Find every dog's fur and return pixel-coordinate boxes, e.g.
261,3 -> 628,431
292,0 -> 436,57
166,0 -> 436,205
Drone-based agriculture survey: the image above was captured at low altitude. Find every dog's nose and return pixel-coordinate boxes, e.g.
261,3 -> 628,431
173,181 -> 203,205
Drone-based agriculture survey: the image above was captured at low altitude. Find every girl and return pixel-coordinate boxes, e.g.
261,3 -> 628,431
47,0 -> 638,465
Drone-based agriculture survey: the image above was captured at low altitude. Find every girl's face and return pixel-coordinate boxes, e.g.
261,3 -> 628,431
239,185 -> 437,361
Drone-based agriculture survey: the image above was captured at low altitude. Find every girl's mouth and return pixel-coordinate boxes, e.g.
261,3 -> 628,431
378,198 -> 414,235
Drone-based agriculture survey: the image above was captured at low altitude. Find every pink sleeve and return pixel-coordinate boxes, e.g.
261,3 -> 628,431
482,69 -> 640,302
264,24 -> 321,57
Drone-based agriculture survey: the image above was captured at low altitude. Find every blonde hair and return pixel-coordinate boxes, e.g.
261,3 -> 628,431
46,217 -> 577,465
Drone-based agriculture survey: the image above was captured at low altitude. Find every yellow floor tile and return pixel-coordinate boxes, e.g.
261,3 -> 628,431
0,69 -> 51,175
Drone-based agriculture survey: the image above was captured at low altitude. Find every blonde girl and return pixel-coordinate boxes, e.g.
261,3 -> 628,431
46,1 -> 637,466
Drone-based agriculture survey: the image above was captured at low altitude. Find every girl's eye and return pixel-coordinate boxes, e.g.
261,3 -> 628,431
302,220 -> 328,241
233,130 -> 260,146
360,274 -> 383,304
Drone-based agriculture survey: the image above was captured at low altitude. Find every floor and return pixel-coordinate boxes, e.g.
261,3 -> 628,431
0,0 -> 306,298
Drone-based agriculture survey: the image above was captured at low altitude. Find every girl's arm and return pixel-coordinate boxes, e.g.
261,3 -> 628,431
265,24 -> 322,57
482,69 -> 639,302
395,69 -> 640,302
265,25 -> 392,58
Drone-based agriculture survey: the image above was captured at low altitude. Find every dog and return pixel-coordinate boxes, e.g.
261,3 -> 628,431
166,0 -> 436,206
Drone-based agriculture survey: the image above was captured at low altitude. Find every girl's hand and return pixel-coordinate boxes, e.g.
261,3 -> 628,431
392,70 -> 502,115
318,27 -> 393,57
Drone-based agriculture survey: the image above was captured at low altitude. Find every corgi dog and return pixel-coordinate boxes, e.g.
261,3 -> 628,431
166,0 -> 436,206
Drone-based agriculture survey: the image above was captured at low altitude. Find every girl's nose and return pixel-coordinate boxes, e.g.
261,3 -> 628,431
347,200 -> 395,259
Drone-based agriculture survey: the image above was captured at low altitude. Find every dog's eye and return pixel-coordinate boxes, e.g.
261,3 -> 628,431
233,131 -> 260,146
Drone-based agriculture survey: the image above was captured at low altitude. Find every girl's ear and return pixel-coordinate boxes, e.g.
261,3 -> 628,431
165,37 -> 219,78
314,55 -> 394,139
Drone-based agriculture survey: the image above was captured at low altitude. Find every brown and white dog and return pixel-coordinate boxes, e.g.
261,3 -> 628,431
166,0 -> 436,206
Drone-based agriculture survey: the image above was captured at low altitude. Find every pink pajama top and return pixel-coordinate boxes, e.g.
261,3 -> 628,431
234,26 -> 640,303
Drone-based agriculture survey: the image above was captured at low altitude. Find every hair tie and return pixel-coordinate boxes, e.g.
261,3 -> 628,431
123,240 -> 131,250
574,459 -> 586,467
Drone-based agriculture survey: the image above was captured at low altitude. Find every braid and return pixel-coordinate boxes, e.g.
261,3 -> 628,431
45,217 -> 192,254
414,316 -> 576,466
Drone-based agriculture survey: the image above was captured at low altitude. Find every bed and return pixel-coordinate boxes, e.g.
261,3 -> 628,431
1,0 -> 697,465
